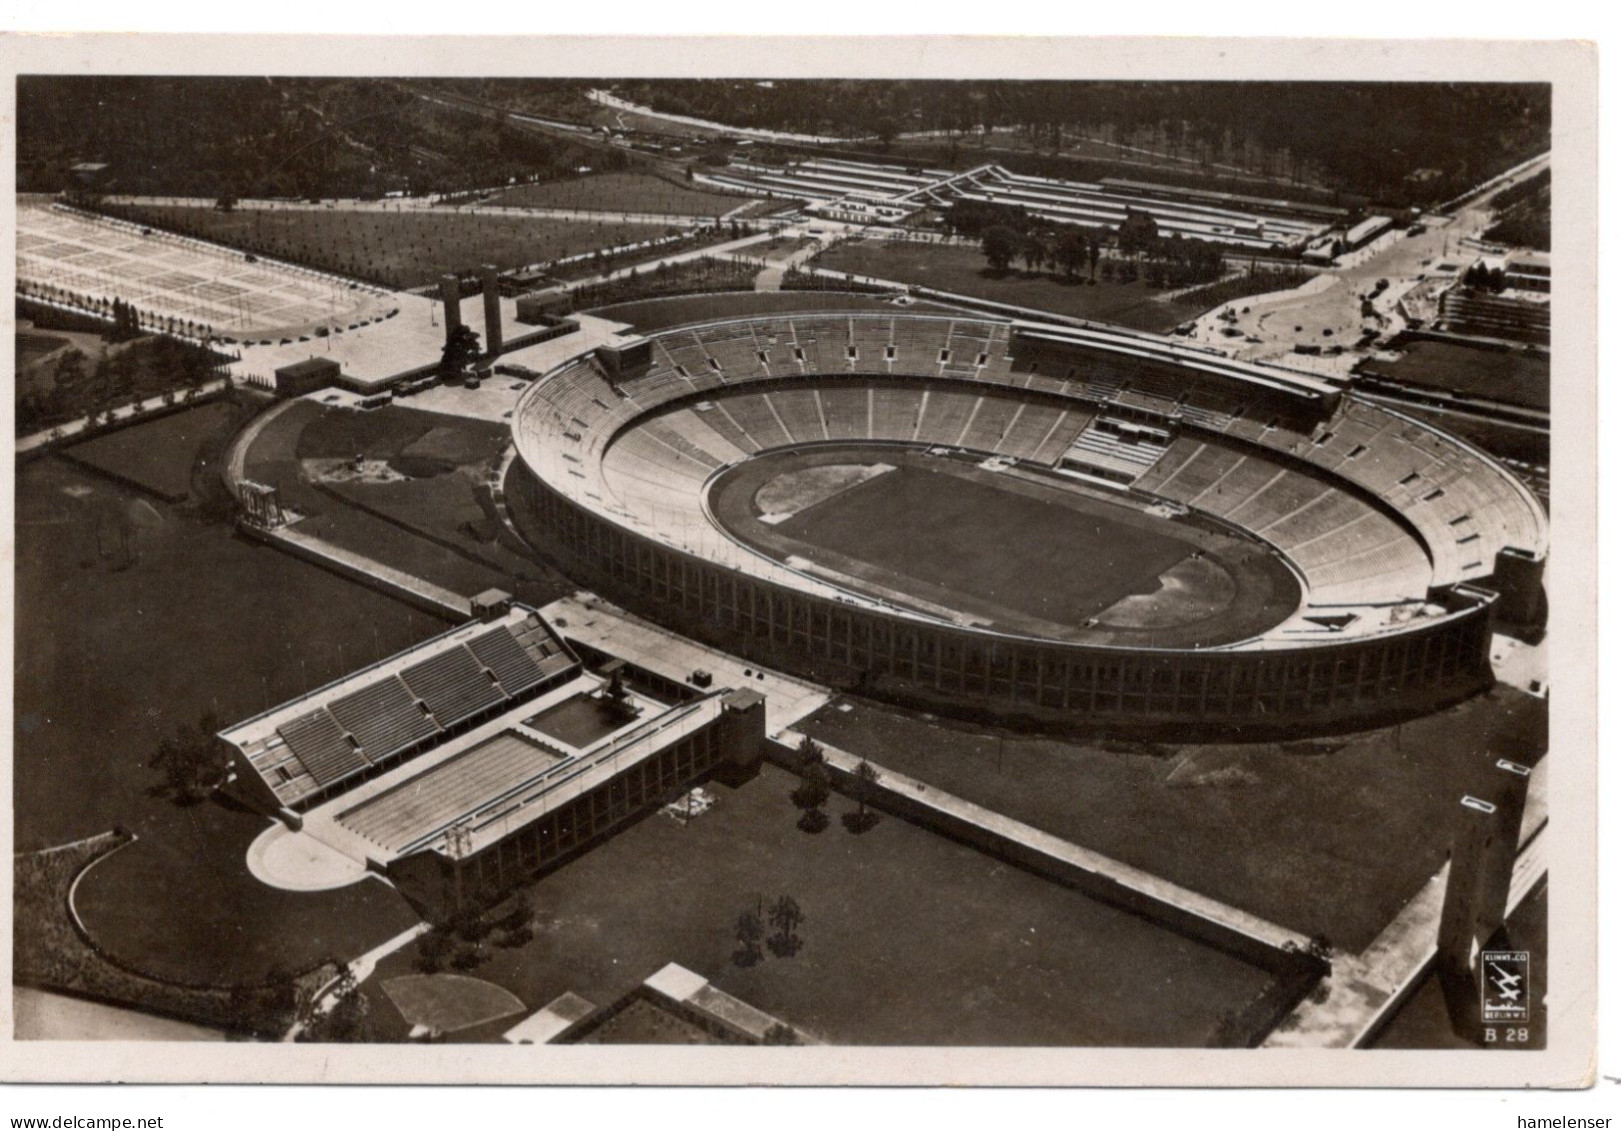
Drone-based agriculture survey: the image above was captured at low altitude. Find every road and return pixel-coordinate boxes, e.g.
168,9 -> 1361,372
1185,152 -> 1552,370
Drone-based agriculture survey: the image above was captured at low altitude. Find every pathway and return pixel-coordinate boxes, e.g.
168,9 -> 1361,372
17,381 -> 230,455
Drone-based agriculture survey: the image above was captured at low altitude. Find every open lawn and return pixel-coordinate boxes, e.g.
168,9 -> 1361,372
812,240 -> 1206,331
366,763 -> 1278,1046
14,454 -> 440,981
113,205 -> 687,290
490,173 -> 745,217
1362,339 -> 1550,412
798,689 -> 1547,954
64,400 -> 240,501
239,400 -> 576,606
18,331 -> 71,366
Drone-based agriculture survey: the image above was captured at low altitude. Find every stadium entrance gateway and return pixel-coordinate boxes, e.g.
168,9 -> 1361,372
220,598 -> 767,919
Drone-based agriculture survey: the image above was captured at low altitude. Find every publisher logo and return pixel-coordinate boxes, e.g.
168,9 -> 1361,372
1481,950 -> 1531,1023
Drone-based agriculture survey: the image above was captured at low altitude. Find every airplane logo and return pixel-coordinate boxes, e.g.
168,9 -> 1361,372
1481,950 -> 1531,1022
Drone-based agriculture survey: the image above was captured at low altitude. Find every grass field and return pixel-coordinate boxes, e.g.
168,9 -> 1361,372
799,688 -> 1548,954
574,998 -> 718,1044
14,452 -> 439,981
381,975 -> 526,1034
18,330 -> 71,366
239,400 -> 577,606
812,240 -> 1206,331
1362,339 -> 1550,411
365,764 -> 1277,1046
64,400 -> 239,501
113,204 -> 687,290
778,464 -> 1192,623
710,446 -> 1297,646
490,173 -> 745,217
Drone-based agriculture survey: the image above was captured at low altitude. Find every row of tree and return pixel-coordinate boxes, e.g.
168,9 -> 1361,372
975,206 -> 1226,289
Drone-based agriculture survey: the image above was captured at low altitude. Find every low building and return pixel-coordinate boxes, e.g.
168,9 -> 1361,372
805,196 -> 920,226
273,356 -> 341,397
1345,215 -> 1394,251
515,288 -> 574,325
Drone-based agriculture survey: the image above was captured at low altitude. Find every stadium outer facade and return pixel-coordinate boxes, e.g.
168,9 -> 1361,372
506,309 -> 1547,738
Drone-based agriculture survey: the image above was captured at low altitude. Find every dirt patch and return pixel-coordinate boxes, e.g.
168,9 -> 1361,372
755,462 -> 894,524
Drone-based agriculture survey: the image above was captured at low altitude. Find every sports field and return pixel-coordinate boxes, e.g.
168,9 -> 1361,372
490,173 -> 745,217
800,688 -> 1548,954
240,400 -> 577,607
811,240 -> 1207,331
784,464 -> 1189,618
710,447 -> 1297,646
1361,338 -> 1550,411
364,763 -> 1279,1045
112,204 -> 691,291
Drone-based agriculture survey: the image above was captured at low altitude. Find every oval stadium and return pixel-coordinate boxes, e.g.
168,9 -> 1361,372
507,309 -> 1547,736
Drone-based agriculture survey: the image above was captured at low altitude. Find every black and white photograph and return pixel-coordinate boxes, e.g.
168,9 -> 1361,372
0,32 -> 1601,1095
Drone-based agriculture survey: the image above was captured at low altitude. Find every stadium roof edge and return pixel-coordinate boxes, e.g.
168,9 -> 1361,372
1009,320 -> 1342,401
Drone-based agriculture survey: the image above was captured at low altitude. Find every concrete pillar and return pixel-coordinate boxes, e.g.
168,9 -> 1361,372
481,264 -> 502,356
439,274 -> 462,345
1437,758 -> 1534,1040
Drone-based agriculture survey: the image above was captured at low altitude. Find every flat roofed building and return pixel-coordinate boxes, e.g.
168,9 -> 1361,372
274,356 -> 341,398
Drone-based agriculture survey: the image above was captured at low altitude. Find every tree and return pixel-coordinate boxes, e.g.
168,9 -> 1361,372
297,965 -> 372,1043
733,909 -> 764,967
791,758 -> 831,833
1117,208 -> 1160,257
767,895 -> 803,958
439,321 -> 482,377
1056,230 -> 1089,280
415,927 -> 455,973
150,710 -> 225,804
843,759 -> 881,834
980,224 -> 1019,274
1020,233 -> 1049,275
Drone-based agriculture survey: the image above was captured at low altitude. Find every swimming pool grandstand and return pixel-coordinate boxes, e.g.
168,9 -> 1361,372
508,310 -> 1547,734
222,600 -> 769,917
699,157 -> 1337,249
222,605 -> 579,812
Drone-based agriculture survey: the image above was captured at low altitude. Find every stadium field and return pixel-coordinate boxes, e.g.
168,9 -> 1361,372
710,447 -> 1298,646
63,400 -> 238,501
490,172 -> 745,217
811,240 -> 1207,331
364,764 -> 1280,1046
783,463 -> 1189,618
799,688 -> 1548,953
